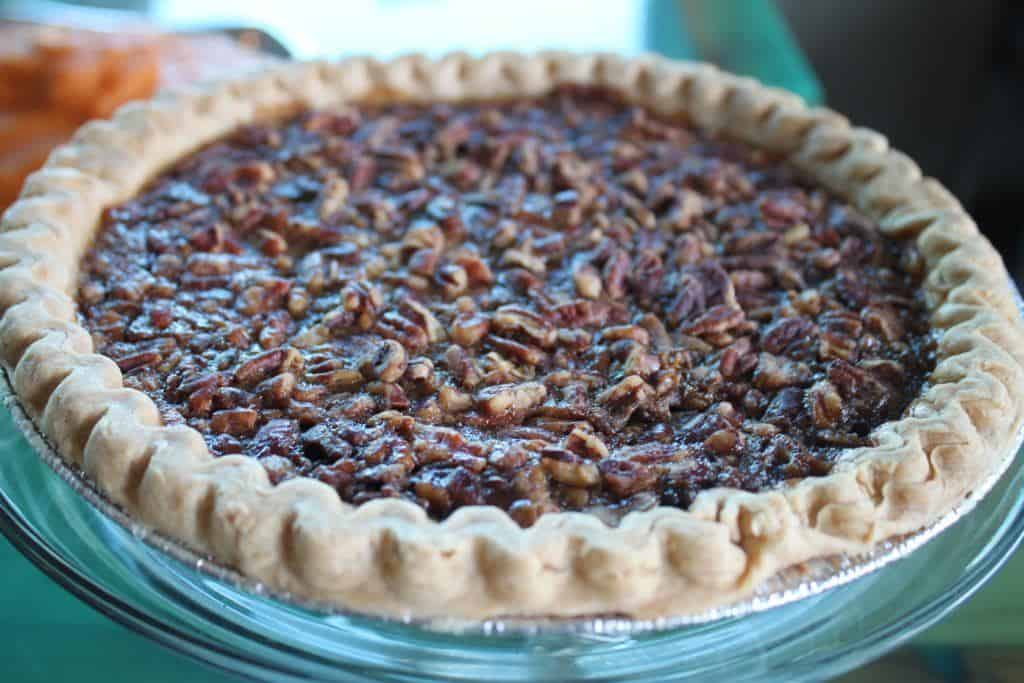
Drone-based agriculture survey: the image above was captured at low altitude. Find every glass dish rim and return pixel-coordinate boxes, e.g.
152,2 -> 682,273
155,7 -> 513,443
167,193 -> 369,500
2,403 -> 1023,682
3,340 -> 1023,637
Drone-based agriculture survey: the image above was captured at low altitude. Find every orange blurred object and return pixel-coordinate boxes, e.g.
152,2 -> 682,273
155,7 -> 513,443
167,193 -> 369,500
0,23 -> 274,212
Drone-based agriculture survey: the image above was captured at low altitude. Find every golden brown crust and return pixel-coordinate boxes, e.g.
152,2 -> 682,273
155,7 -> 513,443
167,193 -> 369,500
2,53 -> 1023,619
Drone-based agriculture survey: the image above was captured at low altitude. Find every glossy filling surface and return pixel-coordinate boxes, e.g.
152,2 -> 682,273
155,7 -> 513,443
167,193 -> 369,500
77,87 -> 935,525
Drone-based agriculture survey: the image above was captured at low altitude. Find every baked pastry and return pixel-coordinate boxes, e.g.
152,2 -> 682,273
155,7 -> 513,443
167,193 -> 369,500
2,54 -> 1022,620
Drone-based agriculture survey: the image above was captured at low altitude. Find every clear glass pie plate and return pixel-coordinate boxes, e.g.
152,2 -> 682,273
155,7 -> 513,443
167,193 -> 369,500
2,387 -> 1023,683
6,294 -> 1021,683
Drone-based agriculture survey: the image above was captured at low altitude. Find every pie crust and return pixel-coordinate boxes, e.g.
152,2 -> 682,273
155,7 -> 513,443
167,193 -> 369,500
2,53 -> 1023,620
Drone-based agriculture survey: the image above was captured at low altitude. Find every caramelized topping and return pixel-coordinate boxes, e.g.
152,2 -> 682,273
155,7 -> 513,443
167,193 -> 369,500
78,87 -> 935,524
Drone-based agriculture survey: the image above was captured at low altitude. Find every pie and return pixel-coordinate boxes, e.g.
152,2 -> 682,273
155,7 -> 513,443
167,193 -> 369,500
2,54 -> 1022,620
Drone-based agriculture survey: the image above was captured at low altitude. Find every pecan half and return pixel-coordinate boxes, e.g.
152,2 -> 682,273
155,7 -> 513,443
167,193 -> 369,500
540,448 -> 600,487
752,353 -> 811,391
491,305 -> 556,348
565,425 -> 609,460
598,459 -> 654,496
477,382 -> 548,417
210,408 -> 259,436
572,261 -> 603,299
360,340 -> 408,383
807,380 -> 843,429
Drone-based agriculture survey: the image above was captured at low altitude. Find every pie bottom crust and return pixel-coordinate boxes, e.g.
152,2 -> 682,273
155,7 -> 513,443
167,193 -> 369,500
1,53 -> 1023,620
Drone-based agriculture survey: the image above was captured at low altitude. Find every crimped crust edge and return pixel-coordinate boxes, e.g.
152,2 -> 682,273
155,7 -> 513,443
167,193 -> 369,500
2,52 -> 1022,619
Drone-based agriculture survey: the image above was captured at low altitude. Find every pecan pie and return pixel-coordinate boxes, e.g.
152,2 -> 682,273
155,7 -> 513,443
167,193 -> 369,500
2,54 -> 1022,619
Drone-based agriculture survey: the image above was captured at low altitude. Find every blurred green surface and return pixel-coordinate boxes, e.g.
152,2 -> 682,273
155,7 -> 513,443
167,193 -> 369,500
0,536 -> 222,681
648,0 -> 822,104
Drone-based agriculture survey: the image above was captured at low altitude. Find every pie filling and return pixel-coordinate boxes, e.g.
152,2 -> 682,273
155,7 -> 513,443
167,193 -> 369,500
77,86 -> 935,526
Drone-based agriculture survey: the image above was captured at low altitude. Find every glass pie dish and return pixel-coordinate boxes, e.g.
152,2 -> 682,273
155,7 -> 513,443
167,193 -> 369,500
1,358 -> 1022,682
0,11 -> 1017,683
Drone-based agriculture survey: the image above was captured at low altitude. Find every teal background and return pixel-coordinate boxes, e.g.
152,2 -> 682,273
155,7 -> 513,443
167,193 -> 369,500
1,542 -> 212,680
